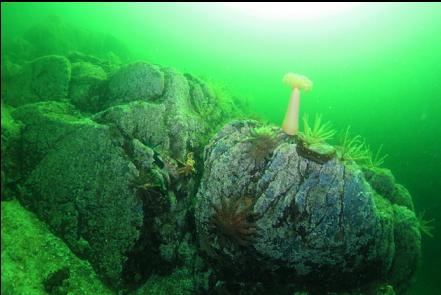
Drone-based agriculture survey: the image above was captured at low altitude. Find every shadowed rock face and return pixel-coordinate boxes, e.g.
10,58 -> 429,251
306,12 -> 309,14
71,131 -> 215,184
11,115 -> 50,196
196,120 -> 418,293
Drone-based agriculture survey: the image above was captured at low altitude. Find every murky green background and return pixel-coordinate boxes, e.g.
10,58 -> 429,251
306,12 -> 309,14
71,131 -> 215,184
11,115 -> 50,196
2,2 -> 441,294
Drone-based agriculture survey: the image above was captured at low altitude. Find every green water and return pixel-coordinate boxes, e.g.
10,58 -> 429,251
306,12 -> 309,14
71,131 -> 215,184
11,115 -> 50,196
2,2 -> 441,294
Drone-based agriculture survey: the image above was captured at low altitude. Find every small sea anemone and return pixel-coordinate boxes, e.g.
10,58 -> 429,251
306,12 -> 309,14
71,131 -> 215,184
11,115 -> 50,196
243,126 -> 279,164
295,114 -> 337,163
282,72 -> 313,92
299,114 -> 336,146
417,211 -> 435,238
365,144 -> 388,169
336,127 -> 370,163
211,196 -> 259,247
281,72 -> 313,136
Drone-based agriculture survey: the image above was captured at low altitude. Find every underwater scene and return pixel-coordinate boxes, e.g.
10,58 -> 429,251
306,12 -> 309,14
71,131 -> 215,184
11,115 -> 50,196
1,2 -> 440,295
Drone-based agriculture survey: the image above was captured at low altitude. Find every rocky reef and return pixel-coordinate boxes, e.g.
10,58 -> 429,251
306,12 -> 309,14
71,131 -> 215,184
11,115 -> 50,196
1,17 -> 421,295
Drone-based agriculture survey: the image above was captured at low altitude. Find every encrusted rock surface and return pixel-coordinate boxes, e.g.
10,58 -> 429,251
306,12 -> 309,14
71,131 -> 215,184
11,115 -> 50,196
195,120 -> 420,294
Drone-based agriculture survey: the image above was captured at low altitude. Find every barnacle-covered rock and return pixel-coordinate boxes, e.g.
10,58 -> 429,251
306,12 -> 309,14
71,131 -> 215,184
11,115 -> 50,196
195,120 -> 420,294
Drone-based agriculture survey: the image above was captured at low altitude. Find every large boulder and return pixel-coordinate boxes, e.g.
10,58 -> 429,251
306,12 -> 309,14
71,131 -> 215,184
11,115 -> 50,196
195,120 -> 420,294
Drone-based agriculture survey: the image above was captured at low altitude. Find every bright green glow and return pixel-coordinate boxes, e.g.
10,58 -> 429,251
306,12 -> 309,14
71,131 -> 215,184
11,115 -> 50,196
224,2 -> 361,21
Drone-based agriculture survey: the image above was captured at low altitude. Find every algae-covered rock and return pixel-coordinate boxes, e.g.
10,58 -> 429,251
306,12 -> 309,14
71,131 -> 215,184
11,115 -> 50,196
107,62 -> 165,105
20,118 -> 144,288
2,55 -> 71,106
10,100 -> 206,290
387,205 -> 421,295
31,55 -> 71,100
1,200 -> 113,295
391,184 -> 414,211
10,101 -> 158,289
97,64 -> 240,160
364,167 -> 396,199
93,101 -> 169,153
67,51 -> 122,75
1,103 -> 23,200
363,167 -> 415,211
11,101 -> 87,177
69,61 -> 107,112
195,120 -> 419,294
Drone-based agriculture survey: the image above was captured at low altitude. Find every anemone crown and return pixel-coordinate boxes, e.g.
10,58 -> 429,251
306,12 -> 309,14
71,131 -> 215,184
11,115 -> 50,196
211,196 -> 258,247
